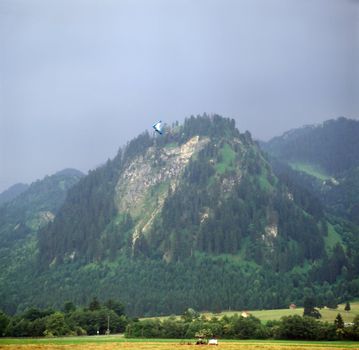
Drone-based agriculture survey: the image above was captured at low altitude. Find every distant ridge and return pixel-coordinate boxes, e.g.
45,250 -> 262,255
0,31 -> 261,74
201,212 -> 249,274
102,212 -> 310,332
0,183 -> 29,206
263,117 -> 359,175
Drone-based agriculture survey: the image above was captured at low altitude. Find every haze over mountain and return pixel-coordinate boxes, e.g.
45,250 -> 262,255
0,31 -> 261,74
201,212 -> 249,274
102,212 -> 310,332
0,115 -> 358,317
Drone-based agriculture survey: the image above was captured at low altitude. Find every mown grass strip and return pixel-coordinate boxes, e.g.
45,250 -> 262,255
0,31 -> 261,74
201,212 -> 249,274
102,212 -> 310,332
0,337 -> 358,348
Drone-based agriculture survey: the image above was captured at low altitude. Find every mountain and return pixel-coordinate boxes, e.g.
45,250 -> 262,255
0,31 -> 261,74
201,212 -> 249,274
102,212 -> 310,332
0,183 -> 29,206
262,117 -> 359,176
262,117 -> 359,225
0,168 -> 84,244
39,116 -> 326,267
0,169 -> 84,313
1,116 -> 358,317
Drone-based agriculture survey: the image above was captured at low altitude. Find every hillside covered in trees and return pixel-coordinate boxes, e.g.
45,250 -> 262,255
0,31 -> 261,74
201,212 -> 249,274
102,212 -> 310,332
1,115 -> 358,317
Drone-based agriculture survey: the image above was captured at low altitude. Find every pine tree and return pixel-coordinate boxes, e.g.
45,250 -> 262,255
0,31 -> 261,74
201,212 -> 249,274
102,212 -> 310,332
63,301 -> 76,314
303,296 -> 315,316
303,296 -> 321,319
344,301 -> 351,312
89,297 -> 101,311
334,313 -> 344,329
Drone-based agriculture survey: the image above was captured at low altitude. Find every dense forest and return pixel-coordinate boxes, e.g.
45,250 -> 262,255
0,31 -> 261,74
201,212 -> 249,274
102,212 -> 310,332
263,118 -> 359,227
0,183 -> 29,206
0,115 -> 359,317
263,117 -> 359,175
0,298 -> 127,337
0,169 -> 83,270
0,169 -> 83,244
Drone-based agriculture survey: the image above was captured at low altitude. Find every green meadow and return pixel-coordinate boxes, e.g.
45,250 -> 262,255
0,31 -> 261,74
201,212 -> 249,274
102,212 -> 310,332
142,302 -> 359,324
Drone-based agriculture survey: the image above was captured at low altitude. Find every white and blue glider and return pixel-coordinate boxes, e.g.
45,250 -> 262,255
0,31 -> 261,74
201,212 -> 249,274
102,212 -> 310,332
152,120 -> 163,135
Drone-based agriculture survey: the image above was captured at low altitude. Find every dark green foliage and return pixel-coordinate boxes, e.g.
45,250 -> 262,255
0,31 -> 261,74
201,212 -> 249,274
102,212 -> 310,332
23,307 -> 53,321
181,308 -> 200,323
38,160 -> 120,264
264,117 -> 359,175
303,297 -> 321,319
161,317 -> 187,338
334,313 -> 344,329
179,114 -> 240,143
325,166 -> 359,225
0,183 -> 29,206
345,301 -> 351,312
126,319 -> 163,338
5,318 -> 31,337
88,297 -> 101,311
104,299 -> 125,317
325,291 -> 339,309
44,312 -> 70,337
263,118 -> 359,230
2,251 -> 353,317
274,315 -> 337,340
122,131 -> 154,165
125,313 -> 354,341
343,315 -> 359,340
276,315 -> 320,340
68,308 -> 127,335
2,300 -> 128,337
0,169 -> 83,247
125,314 -> 268,340
63,301 -> 76,314
0,293 -> 358,341
0,311 -> 9,336
226,315 -> 268,339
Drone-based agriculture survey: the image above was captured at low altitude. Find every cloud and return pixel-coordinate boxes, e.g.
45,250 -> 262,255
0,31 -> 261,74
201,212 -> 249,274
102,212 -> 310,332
0,0 -> 358,191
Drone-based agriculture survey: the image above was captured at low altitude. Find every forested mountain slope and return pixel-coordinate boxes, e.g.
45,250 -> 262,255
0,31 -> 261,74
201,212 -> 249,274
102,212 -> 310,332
263,117 -> 359,227
1,116 -> 358,316
0,169 -> 84,313
0,169 -> 84,246
262,117 -> 359,176
0,183 -> 29,206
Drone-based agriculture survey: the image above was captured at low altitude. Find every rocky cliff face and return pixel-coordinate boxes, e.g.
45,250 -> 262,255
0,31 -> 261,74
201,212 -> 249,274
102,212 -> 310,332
115,136 -> 209,214
115,136 -> 209,247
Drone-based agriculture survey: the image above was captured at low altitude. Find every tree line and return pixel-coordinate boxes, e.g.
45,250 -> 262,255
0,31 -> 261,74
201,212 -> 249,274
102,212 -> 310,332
126,308 -> 359,341
0,298 -> 128,337
2,301 -> 358,341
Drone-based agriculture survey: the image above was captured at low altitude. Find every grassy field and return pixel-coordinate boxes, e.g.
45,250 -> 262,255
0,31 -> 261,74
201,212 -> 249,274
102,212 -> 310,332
324,223 -> 343,252
288,162 -> 329,181
206,302 -> 359,324
143,302 -> 359,324
0,337 -> 358,350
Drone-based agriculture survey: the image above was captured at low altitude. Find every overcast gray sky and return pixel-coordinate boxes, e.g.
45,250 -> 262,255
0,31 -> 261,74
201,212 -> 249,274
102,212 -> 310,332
1,0 -> 358,192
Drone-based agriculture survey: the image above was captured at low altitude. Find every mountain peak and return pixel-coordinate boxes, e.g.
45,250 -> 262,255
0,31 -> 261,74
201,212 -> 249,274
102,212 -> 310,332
54,168 -> 85,177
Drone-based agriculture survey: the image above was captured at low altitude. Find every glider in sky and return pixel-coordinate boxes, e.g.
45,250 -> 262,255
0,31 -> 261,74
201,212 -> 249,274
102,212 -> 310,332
152,120 -> 163,135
